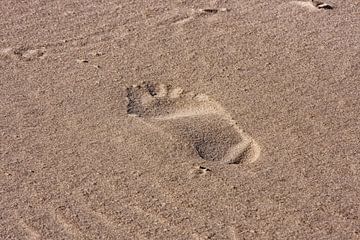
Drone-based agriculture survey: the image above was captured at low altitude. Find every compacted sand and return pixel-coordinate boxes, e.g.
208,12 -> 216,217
1,0 -> 359,239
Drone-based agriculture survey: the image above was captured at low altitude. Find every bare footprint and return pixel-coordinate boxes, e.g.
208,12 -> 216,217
292,0 -> 333,11
13,46 -> 46,61
126,82 -> 260,164
189,166 -> 211,178
311,0 -> 333,9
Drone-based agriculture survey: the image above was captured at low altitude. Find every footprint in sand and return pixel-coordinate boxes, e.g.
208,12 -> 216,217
311,0 -> 333,9
0,46 -> 46,61
126,82 -> 260,164
292,0 -> 333,11
189,166 -> 211,178
14,47 -> 46,61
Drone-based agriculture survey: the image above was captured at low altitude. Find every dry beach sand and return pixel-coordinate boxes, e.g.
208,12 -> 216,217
1,0 -> 360,239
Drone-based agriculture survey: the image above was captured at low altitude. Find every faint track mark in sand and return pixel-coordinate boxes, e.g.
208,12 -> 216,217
18,219 -> 41,240
16,206 -> 82,239
64,193 -> 151,239
89,209 -> 147,240
155,11 -> 193,27
79,204 -> 147,239
228,226 -> 239,240
69,177 -> 196,237
0,47 -> 13,60
14,47 -> 46,61
291,1 -> 334,11
150,171 -> 251,238
49,206 -> 84,240
130,204 -> 170,225
0,47 -> 46,61
192,7 -> 230,24
189,165 -> 211,178
154,6 -> 230,34
192,233 -> 202,240
126,82 -> 261,164
60,163 -> 245,238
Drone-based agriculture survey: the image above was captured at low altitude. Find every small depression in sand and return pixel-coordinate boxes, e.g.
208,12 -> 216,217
126,82 -> 260,164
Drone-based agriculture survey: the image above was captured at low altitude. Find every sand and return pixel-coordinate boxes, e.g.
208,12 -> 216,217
1,0 -> 359,239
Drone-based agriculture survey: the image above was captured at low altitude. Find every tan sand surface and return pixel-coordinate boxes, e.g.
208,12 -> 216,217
1,0 -> 359,239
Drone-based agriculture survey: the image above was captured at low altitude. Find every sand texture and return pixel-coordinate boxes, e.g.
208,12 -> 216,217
1,0 -> 360,239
